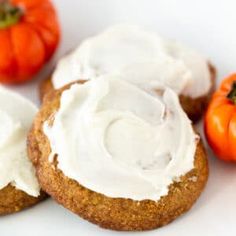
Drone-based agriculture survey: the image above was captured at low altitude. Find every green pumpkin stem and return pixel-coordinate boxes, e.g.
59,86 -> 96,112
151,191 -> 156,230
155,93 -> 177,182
0,1 -> 23,29
227,81 -> 236,104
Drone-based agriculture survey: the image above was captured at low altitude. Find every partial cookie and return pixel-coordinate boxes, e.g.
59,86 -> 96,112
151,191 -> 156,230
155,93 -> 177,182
29,81 -> 208,231
0,186 -> 46,215
39,25 -> 216,122
39,63 -> 216,122
0,87 -> 46,215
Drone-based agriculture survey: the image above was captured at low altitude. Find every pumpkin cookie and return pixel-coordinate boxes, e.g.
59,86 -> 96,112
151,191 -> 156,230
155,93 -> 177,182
0,87 -> 46,215
0,186 -> 46,215
39,25 -> 216,122
29,76 -> 208,231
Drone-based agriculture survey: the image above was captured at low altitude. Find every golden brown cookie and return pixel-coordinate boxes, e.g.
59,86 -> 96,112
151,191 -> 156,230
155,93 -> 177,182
28,82 -> 208,231
0,185 -> 46,215
39,64 -> 216,122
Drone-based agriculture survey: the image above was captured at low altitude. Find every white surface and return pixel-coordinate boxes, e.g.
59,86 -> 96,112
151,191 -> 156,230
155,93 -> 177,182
1,0 -> 236,235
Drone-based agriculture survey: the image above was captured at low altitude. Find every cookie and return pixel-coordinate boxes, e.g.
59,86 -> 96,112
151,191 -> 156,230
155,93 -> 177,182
39,25 -> 216,122
40,63 -> 215,122
29,80 -> 208,231
0,87 -> 46,215
0,186 -> 46,215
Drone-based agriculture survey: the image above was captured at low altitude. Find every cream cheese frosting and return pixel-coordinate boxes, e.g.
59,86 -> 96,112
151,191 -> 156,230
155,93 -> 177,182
44,75 -> 198,201
52,25 -> 211,98
0,86 -> 40,197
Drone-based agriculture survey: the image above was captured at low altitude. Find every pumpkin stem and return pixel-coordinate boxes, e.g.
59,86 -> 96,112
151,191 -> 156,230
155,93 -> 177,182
227,81 -> 236,104
0,0 -> 23,29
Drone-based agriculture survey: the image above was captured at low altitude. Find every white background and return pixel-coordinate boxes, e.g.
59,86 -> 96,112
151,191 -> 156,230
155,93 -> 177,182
1,0 -> 236,235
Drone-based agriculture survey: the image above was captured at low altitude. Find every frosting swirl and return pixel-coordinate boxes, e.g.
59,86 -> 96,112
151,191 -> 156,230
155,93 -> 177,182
0,87 -> 40,197
44,75 -> 197,201
52,25 -> 211,98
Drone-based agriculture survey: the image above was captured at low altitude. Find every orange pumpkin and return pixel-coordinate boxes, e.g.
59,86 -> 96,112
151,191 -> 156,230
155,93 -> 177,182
0,0 -> 60,84
204,74 -> 236,161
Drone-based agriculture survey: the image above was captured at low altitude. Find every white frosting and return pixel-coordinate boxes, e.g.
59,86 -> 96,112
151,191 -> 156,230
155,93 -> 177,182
44,75 -> 197,201
52,25 -> 211,98
0,87 -> 40,197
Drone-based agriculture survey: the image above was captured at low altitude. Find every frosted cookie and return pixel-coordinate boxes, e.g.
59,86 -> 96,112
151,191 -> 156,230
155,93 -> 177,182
0,87 -> 46,215
29,75 -> 208,231
40,25 -> 216,121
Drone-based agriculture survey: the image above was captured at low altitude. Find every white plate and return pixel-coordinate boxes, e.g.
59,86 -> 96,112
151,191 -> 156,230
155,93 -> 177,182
1,0 -> 236,235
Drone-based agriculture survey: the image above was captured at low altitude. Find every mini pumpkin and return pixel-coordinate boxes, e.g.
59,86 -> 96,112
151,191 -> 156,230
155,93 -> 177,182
204,74 -> 236,161
0,0 -> 60,83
